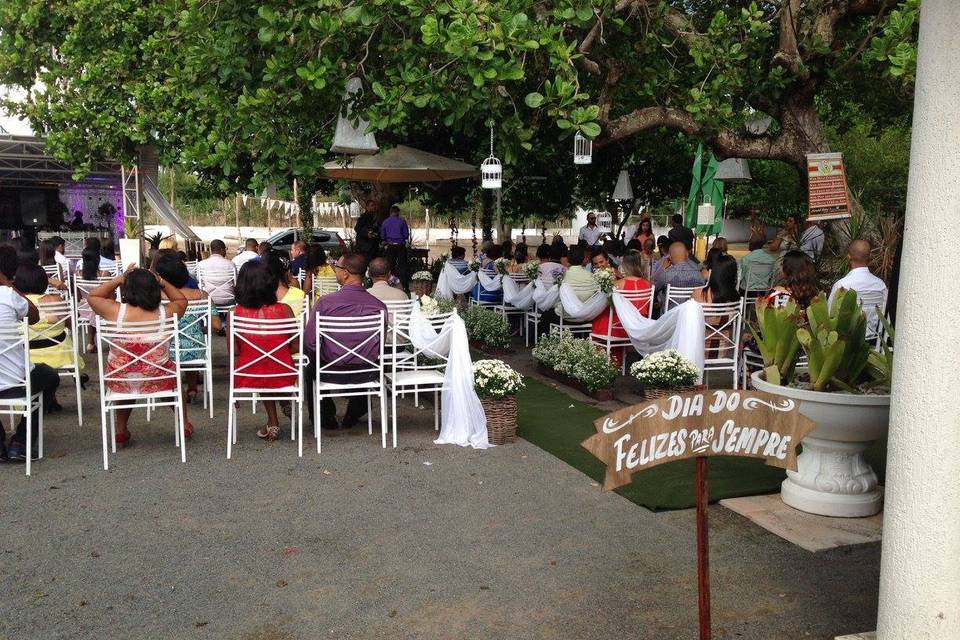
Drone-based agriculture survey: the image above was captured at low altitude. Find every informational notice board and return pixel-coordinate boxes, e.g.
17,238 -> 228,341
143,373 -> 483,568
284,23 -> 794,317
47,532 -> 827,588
807,152 -> 851,221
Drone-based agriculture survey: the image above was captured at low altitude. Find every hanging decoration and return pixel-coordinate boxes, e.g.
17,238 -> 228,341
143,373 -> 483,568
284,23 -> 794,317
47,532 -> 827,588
520,218 -> 527,244
480,124 -> 502,189
471,210 -> 478,257
541,219 -> 547,242
574,132 -> 593,165
450,216 -> 459,248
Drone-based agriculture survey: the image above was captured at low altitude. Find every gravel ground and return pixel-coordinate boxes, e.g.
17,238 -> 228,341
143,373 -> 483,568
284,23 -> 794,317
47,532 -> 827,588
0,350 -> 880,640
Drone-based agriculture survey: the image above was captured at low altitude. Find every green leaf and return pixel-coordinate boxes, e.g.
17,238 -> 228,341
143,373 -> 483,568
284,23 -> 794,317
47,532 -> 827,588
556,118 -> 572,129
524,92 -> 544,108
579,121 -> 601,138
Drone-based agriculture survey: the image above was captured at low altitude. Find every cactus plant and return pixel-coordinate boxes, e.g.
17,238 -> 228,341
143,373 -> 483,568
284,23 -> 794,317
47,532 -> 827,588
750,297 -> 803,386
796,289 -> 871,392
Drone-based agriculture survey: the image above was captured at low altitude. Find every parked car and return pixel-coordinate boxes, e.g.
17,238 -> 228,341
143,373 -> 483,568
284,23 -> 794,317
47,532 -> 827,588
265,228 -> 345,256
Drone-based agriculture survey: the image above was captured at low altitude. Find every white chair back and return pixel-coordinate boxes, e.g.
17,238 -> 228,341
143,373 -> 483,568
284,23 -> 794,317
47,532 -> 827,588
665,283 -> 707,311
197,267 -> 236,310
391,310 -> 455,373
73,277 -> 117,328
229,315 -> 302,390
42,263 -> 63,282
0,321 -> 41,474
314,313 -> 385,380
184,260 -> 199,279
312,276 -> 339,300
701,299 -> 745,389
856,288 -> 888,343
34,300 -> 84,424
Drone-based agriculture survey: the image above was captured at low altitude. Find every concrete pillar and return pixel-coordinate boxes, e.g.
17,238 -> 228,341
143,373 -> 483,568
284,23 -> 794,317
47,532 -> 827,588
876,2 -> 960,638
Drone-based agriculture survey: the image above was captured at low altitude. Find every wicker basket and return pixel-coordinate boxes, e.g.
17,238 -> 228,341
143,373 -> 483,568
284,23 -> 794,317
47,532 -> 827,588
642,385 -> 697,400
481,395 -> 518,445
411,280 -> 434,298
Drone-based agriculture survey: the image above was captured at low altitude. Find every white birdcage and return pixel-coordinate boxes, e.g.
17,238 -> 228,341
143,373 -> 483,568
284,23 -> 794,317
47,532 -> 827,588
574,132 -> 592,165
480,125 -> 502,189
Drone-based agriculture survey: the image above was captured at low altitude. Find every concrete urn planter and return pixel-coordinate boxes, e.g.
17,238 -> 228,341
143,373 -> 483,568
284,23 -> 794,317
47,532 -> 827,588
751,371 -> 890,518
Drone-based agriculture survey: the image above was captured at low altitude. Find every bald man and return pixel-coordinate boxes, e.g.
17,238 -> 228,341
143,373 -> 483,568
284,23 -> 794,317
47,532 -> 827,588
828,240 -> 888,339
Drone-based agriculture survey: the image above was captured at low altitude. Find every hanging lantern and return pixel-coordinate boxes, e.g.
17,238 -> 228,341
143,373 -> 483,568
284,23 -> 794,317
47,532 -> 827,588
574,132 -> 593,165
480,125 -> 502,189
612,169 -> 633,201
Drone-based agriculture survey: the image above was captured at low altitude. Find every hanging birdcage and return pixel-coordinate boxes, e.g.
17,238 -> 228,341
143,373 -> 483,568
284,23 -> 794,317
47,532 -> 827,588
480,124 -> 502,189
574,132 -> 593,165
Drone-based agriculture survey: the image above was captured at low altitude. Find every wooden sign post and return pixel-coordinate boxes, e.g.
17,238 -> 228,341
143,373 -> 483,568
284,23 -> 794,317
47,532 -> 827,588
806,152 -> 851,222
582,390 -> 815,639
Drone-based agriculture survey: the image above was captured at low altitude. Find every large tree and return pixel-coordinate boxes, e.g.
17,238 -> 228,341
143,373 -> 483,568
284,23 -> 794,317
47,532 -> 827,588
0,0 -> 917,202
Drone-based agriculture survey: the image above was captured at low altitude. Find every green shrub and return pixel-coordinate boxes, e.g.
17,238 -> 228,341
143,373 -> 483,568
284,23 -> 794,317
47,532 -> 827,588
532,330 -> 618,392
462,305 -> 510,349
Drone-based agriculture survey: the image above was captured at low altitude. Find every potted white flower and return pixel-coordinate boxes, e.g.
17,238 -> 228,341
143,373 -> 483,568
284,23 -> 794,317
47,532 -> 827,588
411,270 -> 434,298
473,359 -> 525,444
630,349 -> 699,399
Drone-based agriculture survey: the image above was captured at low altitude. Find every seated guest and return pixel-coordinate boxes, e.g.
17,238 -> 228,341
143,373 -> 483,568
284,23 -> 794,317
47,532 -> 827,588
197,240 -> 237,310
304,253 -> 387,430
508,243 -> 529,274
695,254 -> 741,303
49,236 -> 70,276
828,240 -> 888,336
15,264 -> 84,400
87,265 -> 188,447
158,237 -> 178,251
562,245 -> 599,303
447,246 -> 469,274
537,244 -> 564,285
233,261 -> 297,441
668,213 -> 695,251
501,240 -> 514,263
0,248 -> 59,462
653,241 -> 705,310
233,238 -> 259,269
592,252 -> 652,363
267,254 -> 306,315
288,240 -> 308,280
154,252 -> 219,418
739,236 -> 780,294
471,245 -> 504,305
767,250 -> 818,309
303,245 -> 336,296
100,238 -> 117,274
367,258 -> 410,304
257,241 -> 273,262
640,237 -> 656,280
39,239 -> 66,287
591,248 -> 620,278
556,243 -> 571,269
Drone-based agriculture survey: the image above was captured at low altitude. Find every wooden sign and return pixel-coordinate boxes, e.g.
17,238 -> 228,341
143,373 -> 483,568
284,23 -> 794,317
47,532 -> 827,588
582,390 -> 816,491
806,152 -> 851,221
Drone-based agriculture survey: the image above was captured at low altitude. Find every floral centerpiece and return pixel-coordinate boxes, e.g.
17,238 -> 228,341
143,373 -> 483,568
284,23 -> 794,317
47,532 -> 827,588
419,294 -> 458,317
532,330 -> 618,400
411,270 -> 435,297
630,349 -> 699,399
593,268 -> 615,297
523,261 -> 540,282
473,359 -> 524,445
463,305 -> 511,352
494,257 -> 510,276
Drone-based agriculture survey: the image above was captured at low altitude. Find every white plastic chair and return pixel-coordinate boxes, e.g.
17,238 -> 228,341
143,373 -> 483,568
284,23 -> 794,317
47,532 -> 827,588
184,260 -> 199,280
95,313 -> 185,470
701,299 -> 745,389
33,300 -> 84,426
385,311 -> 455,448
313,312 -> 386,454
494,273 -> 530,334
590,286 -> 655,372
172,297 -> 215,418
0,321 -> 44,476
524,300 -> 543,347
665,283 -> 708,312
73,277 -> 117,348
226,313 -> 304,459
197,267 -> 236,314
311,276 -> 339,303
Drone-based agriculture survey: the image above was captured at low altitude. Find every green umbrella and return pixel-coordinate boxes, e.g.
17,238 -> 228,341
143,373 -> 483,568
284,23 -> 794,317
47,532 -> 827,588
697,152 -> 725,236
684,142 -> 703,228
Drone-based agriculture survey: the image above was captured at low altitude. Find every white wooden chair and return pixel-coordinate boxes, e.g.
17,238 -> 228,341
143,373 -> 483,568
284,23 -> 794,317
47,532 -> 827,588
226,314 -> 304,459
95,313 -> 185,470
0,321 -> 44,475
311,276 -> 339,304
385,311 -> 455,448
313,312 -> 386,453
590,286 -> 655,372
33,300 -> 85,426
701,299 -> 745,389
664,283 -> 708,312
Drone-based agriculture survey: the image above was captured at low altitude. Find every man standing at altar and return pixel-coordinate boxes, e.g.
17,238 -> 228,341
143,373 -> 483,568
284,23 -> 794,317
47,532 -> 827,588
578,212 -> 605,247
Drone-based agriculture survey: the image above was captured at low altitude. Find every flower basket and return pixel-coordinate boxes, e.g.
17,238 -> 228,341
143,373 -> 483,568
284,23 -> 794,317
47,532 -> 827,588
411,280 -> 434,298
482,395 -> 517,445
641,385 -> 698,400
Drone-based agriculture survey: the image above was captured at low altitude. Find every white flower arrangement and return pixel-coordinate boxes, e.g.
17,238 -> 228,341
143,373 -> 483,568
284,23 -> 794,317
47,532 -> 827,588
523,261 -> 540,282
473,359 -> 524,399
532,330 -> 618,392
593,267 -> 615,297
552,266 -> 566,286
411,270 -> 434,282
494,257 -> 510,275
419,295 -> 456,317
463,305 -> 510,348
630,349 -> 699,388
468,258 -> 482,272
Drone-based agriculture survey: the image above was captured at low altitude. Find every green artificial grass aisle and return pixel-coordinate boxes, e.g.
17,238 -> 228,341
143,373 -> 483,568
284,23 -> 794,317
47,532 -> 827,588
516,375 -> 887,511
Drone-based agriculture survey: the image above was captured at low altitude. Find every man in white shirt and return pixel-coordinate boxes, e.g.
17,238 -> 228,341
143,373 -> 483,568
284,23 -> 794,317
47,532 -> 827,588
197,239 -> 237,308
0,245 -> 59,462
99,238 -> 117,274
578,212 -> 605,247
232,238 -> 260,270
828,240 -> 888,339
50,236 -> 71,275
799,221 -> 825,259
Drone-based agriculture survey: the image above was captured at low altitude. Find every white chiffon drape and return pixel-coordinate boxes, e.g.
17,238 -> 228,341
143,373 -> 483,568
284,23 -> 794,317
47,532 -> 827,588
532,280 -> 560,310
557,284 -> 609,323
436,262 -> 477,299
612,294 -> 706,381
407,303 -> 491,449
502,277 -> 535,309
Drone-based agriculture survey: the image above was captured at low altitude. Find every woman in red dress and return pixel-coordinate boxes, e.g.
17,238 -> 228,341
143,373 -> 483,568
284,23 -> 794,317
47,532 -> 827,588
232,260 -> 298,441
592,252 -> 652,364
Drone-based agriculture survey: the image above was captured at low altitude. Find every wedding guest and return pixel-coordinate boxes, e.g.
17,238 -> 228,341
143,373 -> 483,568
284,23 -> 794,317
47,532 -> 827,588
88,265 -> 188,447
0,246 -> 57,462
695,254 -> 741,303
592,252 -> 652,363
380,205 -> 410,288
197,240 -> 237,311
158,237 -> 178,251
633,217 -> 655,247
656,234 -> 671,258
233,238 -> 259,269
288,240 -> 307,280
267,254 -> 306,314
257,241 -> 273,261
799,220 -> 825,259
232,261 -> 297,441
304,253 -> 387,429
668,214 -> 694,250
562,246 -> 598,302
767,250 -> 818,309
354,200 -> 381,261
778,215 -> 800,252
508,243 -> 529,273
49,236 -> 70,276
739,237 -> 780,294
653,241 -> 705,310
591,249 -> 619,277
447,246 -> 469,274
471,244 -> 503,305
367,258 -> 409,304
578,212 -> 605,247
828,240 -> 888,336
100,238 -> 117,274
38,239 -> 67,290
501,239 -> 514,262
555,243 -> 571,269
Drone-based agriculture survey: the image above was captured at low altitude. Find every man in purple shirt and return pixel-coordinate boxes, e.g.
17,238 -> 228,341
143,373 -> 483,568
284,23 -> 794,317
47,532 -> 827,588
304,252 -> 387,430
379,205 -> 411,291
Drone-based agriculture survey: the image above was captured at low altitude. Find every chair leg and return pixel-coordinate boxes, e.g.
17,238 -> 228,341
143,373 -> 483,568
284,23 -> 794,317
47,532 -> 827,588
316,392 -> 322,454
367,396 -> 373,435
434,390 -> 440,432
177,399 -> 186,463
74,372 -> 83,427
110,411 -> 117,454
101,406 -> 110,470
207,368 -> 214,418
379,392 -> 387,448
391,390 -> 398,448
38,399 -> 44,460
25,410 -> 32,477
227,397 -> 234,459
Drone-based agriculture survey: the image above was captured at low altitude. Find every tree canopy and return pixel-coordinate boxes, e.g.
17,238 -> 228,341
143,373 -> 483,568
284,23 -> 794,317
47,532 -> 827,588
0,0 -> 918,217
